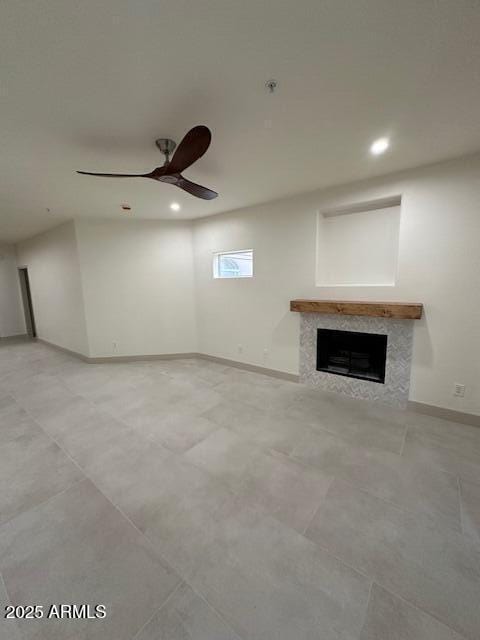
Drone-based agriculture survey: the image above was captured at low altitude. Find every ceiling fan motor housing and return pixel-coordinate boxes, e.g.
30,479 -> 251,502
155,138 -> 177,161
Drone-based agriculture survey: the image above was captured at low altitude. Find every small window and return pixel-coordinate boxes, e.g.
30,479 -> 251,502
213,249 -> 253,279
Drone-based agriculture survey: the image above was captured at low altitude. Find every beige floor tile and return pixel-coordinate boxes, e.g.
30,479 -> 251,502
2,340 -> 479,640
287,390 -> 407,453
402,428 -> 480,485
292,427 -> 461,529
0,426 -> 83,526
459,478 -> 480,545
135,583 -> 241,640
190,507 -> 371,640
203,398 -> 311,454
360,583 -> 465,640
0,480 -> 181,640
306,479 -> 480,640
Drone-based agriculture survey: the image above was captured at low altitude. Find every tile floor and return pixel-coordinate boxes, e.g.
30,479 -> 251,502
1,338 -> 479,639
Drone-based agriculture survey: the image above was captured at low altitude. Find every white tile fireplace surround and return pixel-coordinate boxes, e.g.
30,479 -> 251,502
294,301 -> 423,408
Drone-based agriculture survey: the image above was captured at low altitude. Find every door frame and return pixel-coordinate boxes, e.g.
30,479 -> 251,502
18,267 -> 37,338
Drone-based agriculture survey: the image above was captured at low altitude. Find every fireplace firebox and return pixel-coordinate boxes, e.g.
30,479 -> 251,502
316,328 -> 388,383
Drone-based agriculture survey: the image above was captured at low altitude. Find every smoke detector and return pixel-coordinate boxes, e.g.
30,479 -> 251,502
265,79 -> 278,94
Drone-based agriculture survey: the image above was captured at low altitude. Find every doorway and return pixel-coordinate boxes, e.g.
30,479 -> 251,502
18,268 -> 36,338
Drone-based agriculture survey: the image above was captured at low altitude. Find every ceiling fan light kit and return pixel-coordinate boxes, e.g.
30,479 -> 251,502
77,125 -> 218,200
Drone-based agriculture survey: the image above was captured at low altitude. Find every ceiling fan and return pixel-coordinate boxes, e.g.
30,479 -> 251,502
77,125 -> 218,200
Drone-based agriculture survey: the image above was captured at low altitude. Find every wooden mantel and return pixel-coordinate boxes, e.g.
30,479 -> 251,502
290,299 -> 423,320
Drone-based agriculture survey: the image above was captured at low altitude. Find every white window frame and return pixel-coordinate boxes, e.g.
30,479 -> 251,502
212,249 -> 254,279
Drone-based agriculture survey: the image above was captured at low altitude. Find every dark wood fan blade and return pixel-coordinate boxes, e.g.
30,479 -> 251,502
167,126 -> 212,174
149,166 -> 169,179
77,171 -> 151,178
176,177 -> 218,200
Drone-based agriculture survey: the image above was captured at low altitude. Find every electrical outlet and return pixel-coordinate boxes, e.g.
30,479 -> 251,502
453,383 -> 465,397
112,341 -> 118,352
263,348 -> 269,360
237,344 -> 243,354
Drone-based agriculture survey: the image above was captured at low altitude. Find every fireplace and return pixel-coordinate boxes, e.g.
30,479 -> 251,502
297,307 -> 417,406
316,328 -> 388,384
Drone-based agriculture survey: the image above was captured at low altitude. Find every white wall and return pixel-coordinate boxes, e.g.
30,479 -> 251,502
193,154 -> 480,416
75,219 -> 197,358
16,221 -> 89,355
0,244 -> 25,337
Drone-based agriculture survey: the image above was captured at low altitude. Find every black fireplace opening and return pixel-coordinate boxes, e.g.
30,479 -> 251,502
316,329 -> 388,384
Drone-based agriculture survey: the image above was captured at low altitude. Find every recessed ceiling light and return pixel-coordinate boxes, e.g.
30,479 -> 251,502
370,137 -> 390,155
170,202 -> 180,211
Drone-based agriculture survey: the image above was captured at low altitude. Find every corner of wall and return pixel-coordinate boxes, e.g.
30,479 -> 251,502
189,221 -> 200,354
72,219 -> 91,358
15,220 -> 90,358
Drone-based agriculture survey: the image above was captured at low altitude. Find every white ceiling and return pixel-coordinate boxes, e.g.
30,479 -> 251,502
1,0 -> 480,243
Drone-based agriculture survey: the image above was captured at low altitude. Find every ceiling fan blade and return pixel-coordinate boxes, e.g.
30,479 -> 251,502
167,125 -> 212,174
176,177 -> 218,200
77,171 -> 151,178
149,165 -> 169,179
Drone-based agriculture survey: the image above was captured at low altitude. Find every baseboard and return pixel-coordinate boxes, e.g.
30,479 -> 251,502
0,333 -> 29,343
198,356 -> 479,425
408,400 -> 480,428
32,340 -> 480,426
36,337 -> 197,364
86,352 -> 198,364
80,348 -> 299,381
197,353 -> 300,382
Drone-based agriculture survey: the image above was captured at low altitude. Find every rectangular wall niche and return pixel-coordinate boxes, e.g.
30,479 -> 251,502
316,328 -> 388,383
316,196 -> 401,286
